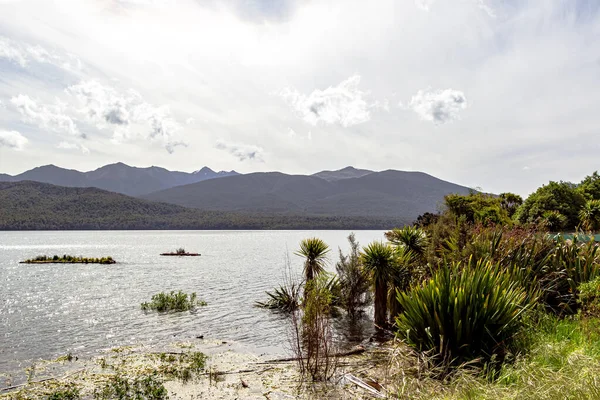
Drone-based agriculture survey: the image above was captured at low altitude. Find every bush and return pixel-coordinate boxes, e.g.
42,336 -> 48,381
255,283 -> 300,312
579,277 -> 600,317
335,233 -> 371,316
141,291 -> 206,312
396,259 -> 535,367
94,373 -> 168,399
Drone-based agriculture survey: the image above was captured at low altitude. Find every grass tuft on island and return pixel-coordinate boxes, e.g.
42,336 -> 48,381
160,247 -> 201,256
141,290 -> 207,312
20,255 -> 116,264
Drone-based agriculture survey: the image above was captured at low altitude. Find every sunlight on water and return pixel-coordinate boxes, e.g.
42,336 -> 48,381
0,230 -> 383,374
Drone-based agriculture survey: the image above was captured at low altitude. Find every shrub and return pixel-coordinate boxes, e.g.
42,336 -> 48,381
255,283 -> 300,312
176,248 -> 186,254
579,277 -> 600,317
94,373 -> 168,399
47,385 -> 80,400
141,291 -> 206,312
335,233 -> 371,316
396,259 -> 535,367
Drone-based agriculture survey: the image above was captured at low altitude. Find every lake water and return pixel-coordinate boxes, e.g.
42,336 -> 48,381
0,230 -> 384,375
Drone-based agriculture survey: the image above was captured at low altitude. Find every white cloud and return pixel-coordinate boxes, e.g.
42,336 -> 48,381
415,0 -> 494,17
215,139 -> 264,162
0,35 -> 82,71
67,80 -> 186,153
279,75 -> 375,127
0,130 -> 27,150
414,0 -> 435,11
10,94 -> 82,137
56,141 -> 90,154
185,117 -> 195,125
407,89 -> 468,125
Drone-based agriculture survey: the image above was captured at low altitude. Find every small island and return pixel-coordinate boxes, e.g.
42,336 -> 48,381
160,247 -> 201,256
20,255 -> 116,264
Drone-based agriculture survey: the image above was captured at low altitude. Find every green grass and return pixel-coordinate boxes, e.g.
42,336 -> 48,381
93,373 -> 168,400
396,314 -> 600,399
141,291 -> 207,312
21,255 -> 115,264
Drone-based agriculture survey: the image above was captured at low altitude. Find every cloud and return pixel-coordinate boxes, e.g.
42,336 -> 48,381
0,35 -> 82,71
407,88 -> 467,125
185,117 -> 195,125
56,141 -> 90,154
278,75 -> 376,127
414,0 -> 435,11
0,130 -> 28,150
10,94 -> 82,137
215,139 -> 264,161
415,0 -> 495,17
67,80 -> 186,153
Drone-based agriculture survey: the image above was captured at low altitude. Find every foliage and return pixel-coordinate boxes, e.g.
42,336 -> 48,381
295,238 -> 330,282
93,373 -> 168,400
396,259 -> 535,367
255,283 -> 300,312
47,385 -> 80,400
385,226 -> 429,258
22,255 -> 115,264
361,241 -> 397,328
579,199 -> 600,232
141,291 -> 207,312
444,192 -> 510,226
175,247 -> 186,255
499,192 -> 523,218
578,277 -> 600,317
578,171 -> 600,201
413,212 -> 440,228
335,233 -> 371,316
290,274 -> 337,381
514,180 -> 586,229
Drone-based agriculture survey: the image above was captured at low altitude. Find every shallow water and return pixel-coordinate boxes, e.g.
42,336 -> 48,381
0,230 -> 383,374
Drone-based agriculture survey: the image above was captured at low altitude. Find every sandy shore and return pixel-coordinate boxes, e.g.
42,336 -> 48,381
0,338 -> 393,399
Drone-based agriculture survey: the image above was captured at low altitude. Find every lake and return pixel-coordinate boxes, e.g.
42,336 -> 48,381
0,230 -> 384,375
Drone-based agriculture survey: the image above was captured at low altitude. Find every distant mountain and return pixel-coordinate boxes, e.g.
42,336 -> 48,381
313,166 -> 374,181
142,169 -> 474,221
0,181 -> 404,230
0,163 -> 239,196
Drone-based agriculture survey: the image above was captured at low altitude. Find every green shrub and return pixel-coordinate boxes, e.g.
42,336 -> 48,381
47,385 -> 80,400
93,373 -> 168,399
579,277 -> 600,317
141,291 -> 206,312
395,259 -> 535,367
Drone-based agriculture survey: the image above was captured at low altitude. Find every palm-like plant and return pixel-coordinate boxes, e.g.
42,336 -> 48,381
295,238 -> 330,283
385,226 -> 429,258
361,241 -> 396,329
579,200 -> 600,232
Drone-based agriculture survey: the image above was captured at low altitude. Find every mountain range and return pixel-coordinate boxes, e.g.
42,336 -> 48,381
0,163 -> 238,196
0,163 -> 475,227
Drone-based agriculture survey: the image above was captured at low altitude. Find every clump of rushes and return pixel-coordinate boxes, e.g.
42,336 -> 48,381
176,247 -> 186,254
21,255 -> 115,264
141,291 -> 207,312
396,259 -> 535,368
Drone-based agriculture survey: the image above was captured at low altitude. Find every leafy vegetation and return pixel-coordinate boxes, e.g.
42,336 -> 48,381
21,255 -> 115,264
396,259 -> 535,366
335,233 -> 371,316
93,373 -> 168,400
141,291 -> 207,312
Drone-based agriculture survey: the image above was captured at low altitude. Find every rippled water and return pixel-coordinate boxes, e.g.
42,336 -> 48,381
0,230 -> 384,374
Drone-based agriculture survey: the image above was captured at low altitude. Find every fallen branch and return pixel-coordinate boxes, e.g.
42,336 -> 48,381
255,346 -> 365,364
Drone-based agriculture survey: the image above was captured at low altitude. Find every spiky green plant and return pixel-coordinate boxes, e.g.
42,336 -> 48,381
385,226 -> 429,258
255,283 -> 300,312
361,241 -> 397,329
336,233 -> 371,316
396,259 -> 535,366
295,238 -> 330,282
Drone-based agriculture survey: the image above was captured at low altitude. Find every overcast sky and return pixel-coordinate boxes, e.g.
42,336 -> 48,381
0,0 -> 599,196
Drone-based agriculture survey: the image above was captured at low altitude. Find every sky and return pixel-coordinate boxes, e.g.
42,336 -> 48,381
0,0 -> 599,196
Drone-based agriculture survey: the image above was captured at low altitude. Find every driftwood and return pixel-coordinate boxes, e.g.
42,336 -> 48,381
159,253 -> 201,256
255,346 -> 366,364
343,374 -> 385,398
